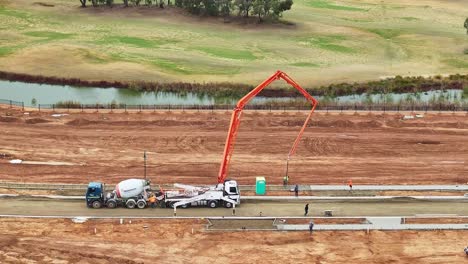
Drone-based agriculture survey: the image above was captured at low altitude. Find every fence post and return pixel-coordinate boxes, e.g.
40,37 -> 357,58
125,104 -> 127,113
9,100 -> 12,108
81,104 -> 84,113
53,104 -> 55,112
22,102 -> 24,111
38,104 -> 41,112
154,104 -> 156,113
96,104 -> 98,113
139,105 -> 142,112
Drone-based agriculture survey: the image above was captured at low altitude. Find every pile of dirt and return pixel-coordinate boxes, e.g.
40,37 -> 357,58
314,120 -> 356,128
25,118 -> 50,124
0,116 -> 19,123
66,118 -> 98,126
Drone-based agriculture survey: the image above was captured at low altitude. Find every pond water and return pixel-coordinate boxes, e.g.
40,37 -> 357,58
0,80 -> 464,106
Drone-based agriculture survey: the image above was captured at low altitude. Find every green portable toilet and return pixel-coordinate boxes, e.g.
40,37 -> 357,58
256,177 -> 266,195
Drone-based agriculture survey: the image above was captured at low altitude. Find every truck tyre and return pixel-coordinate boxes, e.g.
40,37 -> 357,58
137,200 -> 146,209
208,200 -> 218,208
224,202 -> 233,208
181,203 -> 190,209
126,200 -> 136,209
166,202 -> 175,208
92,200 -> 102,209
106,200 -> 117,209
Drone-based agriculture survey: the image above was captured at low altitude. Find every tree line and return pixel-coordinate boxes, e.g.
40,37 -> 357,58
79,0 -> 293,22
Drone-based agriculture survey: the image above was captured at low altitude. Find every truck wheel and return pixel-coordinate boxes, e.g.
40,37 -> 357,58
106,200 -> 117,209
126,200 -> 136,209
224,202 -> 233,208
137,200 -> 146,209
92,201 -> 102,209
181,203 -> 190,209
166,202 -> 175,208
208,200 -> 218,208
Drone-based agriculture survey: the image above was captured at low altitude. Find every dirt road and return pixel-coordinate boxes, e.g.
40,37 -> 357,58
1,107 -> 467,185
0,218 -> 467,264
2,197 -> 468,217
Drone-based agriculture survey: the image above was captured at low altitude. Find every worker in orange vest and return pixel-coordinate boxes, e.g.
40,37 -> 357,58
348,179 -> 353,190
148,194 -> 157,208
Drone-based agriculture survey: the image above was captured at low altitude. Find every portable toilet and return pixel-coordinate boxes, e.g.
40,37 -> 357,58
255,177 -> 266,195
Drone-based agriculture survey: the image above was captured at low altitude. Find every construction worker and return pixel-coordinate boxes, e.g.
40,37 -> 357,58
348,179 -> 353,191
304,203 -> 309,216
309,220 -> 314,236
148,193 -> 157,208
464,246 -> 468,256
283,175 -> 289,187
294,184 -> 299,197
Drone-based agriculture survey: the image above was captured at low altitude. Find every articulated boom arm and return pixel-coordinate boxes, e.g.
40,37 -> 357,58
217,70 -> 319,183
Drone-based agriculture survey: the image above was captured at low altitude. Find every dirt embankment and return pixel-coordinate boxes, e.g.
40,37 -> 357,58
0,106 -> 467,185
0,218 -> 467,263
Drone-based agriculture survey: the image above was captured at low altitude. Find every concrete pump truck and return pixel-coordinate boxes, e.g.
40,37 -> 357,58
86,70 -> 318,209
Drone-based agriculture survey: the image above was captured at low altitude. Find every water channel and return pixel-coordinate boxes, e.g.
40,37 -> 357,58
0,80 -> 464,106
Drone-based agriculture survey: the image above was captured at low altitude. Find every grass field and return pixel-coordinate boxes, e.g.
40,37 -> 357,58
0,0 -> 467,86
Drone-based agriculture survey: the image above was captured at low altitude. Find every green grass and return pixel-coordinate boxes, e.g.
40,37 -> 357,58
0,0 -> 466,85
400,17 -> 419,21
24,31 -> 73,40
291,62 -> 320,67
0,6 -> 30,20
0,47 -> 15,57
194,47 -> 257,61
444,59 -> 468,69
299,35 -> 354,53
367,29 -> 402,39
96,36 -> 163,48
306,0 -> 368,12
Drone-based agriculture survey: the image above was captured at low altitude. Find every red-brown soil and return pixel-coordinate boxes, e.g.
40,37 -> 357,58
0,106 -> 467,185
0,218 -> 467,263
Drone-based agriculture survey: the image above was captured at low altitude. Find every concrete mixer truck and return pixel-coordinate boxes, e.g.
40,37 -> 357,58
86,179 -> 151,209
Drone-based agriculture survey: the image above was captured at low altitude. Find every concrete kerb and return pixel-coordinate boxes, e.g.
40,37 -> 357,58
1,215 -> 467,231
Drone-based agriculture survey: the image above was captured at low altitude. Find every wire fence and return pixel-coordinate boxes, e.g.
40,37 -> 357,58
1,98 -> 468,112
0,99 -> 24,110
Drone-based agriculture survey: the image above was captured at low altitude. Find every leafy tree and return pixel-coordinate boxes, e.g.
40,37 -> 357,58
202,0 -> 219,16
123,0 -> 129,6
219,0 -> 232,18
465,18 -> 468,34
79,0 -> 87,7
235,0 -> 253,17
272,0 -> 292,17
145,0 -> 153,5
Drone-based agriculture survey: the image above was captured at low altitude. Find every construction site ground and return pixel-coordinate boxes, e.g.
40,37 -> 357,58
0,218 -> 467,264
1,106 -> 467,185
2,197 -> 468,217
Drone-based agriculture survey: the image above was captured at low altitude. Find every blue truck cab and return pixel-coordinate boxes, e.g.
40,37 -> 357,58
86,182 -> 105,208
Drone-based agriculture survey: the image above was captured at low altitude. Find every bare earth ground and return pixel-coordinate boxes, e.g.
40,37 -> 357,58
0,218 -> 467,263
0,106 -> 467,185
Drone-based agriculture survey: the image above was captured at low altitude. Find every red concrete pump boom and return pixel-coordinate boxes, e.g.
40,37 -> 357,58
217,70 -> 319,183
